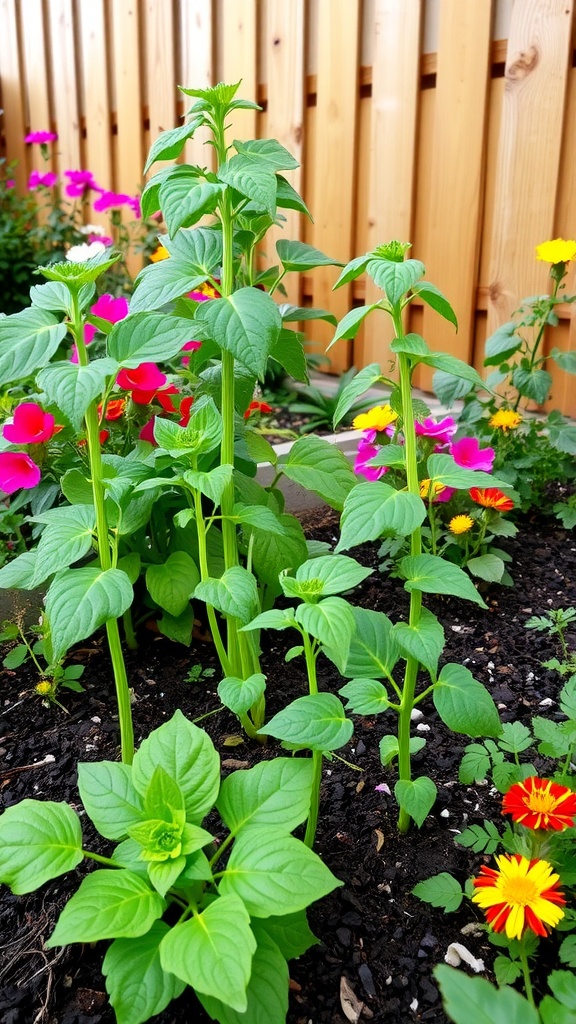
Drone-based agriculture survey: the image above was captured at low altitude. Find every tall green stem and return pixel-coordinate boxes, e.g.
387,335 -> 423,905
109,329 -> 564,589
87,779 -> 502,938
71,290 -> 134,764
518,940 -> 536,1007
395,317 -> 423,833
303,630 -> 322,848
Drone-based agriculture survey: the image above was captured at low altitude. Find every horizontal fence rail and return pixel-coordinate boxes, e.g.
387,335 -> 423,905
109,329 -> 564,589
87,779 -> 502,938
1,0 -> 575,413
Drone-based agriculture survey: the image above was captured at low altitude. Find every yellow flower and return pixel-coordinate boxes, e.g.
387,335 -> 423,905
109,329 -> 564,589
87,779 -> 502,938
535,238 -> 576,265
449,514 -> 474,535
489,409 -> 522,432
419,478 -> 447,500
352,404 -> 398,432
149,244 -> 170,263
35,681 -> 53,696
472,854 -> 565,941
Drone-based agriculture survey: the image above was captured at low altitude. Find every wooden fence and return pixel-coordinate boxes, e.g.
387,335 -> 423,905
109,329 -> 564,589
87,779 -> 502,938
1,0 -> 576,414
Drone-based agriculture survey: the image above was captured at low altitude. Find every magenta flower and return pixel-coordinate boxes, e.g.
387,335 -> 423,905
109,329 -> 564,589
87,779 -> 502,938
117,363 -> 167,397
450,437 -> 495,473
3,403 -> 56,444
91,294 -> 129,323
93,189 -> 139,214
0,452 -> 41,493
181,339 -> 202,367
415,416 -> 457,445
139,417 -> 158,445
25,131 -> 58,144
88,232 -> 114,246
28,170 -> 58,189
354,430 -> 387,482
64,169 -> 99,197
6,179 -> 15,189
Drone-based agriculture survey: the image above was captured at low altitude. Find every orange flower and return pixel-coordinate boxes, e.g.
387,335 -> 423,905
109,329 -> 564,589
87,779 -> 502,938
78,430 -> 109,447
149,244 -> 169,263
472,854 -> 565,940
469,487 -> 514,513
503,777 -> 576,832
244,401 -> 273,420
98,399 -> 126,422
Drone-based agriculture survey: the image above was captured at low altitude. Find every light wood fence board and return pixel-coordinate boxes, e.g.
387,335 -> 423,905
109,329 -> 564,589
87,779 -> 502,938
417,0 -> 492,393
180,0 -> 214,170
487,0 -> 574,335
360,0 -> 422,369
219,0 -> 257,141
46,0 -> 81,175
143,0 -> 177,174
20,0 -> 51,176
0,0 -> 27,189
307,0 -> 361,374
78,0 -> 112,204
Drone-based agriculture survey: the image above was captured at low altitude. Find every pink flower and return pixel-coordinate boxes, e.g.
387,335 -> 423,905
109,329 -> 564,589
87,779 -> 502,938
6,179 -> 15,189
3,403 -> 56,444
139,418 -> 158,445
117,363 -> 167,398
93,190 -> 139,214
91,294 -> 129,323
415,416 -> 457,445
181,340 -> 202,367
64,169 -> 99,197
25,131 -> 58,144
88,232 -> 113,246
0,452 -> 41,493
450,437 -> 495,473
28,170 -> 58,189
354,430 -> 387,482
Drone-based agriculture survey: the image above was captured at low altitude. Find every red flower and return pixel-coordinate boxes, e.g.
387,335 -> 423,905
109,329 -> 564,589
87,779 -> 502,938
0,452 -> 41,493
139,418 -> 158,445
3,403 -> 57,444
98,399 -> 126,422
469,487 -> 514,513
244,401 -> 273,420
178,397 -> 194,427
472,854 -> 565,940
78,430 -> 109,447
503,777 -> 576,831
116,363 -> 167,398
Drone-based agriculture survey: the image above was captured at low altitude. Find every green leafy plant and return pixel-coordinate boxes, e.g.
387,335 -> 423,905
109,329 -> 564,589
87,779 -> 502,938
282,365 -> 378,433
0,616 -> 85,707
526,607 -> 576,678
0,710 -> 341,1024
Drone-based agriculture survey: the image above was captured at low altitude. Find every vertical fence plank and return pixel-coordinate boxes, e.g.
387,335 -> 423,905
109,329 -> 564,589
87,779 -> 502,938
180,0 -> 214,169
487,0 -> 574,336
308,0 -> 361,373
77,0 -> 112,196
264,0 -> 304,305
20,0 -> 52,177
219,0 -> 257,140
0,0 -> 27,189
142,0 -> 177,169
109,0 -> 144,275
359,0 -> 422,368
417,0 -> 492,392
46,0 -> 81,174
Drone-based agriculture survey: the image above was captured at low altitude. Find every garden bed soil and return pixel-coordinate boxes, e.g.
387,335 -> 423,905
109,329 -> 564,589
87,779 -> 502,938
1,510 -> 575,1024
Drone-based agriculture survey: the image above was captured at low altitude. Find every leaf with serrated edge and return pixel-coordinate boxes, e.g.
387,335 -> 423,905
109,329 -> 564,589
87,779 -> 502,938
0,800 -> 83,894
77,762 -> 144,840
38,359 -> 118,430
337,482 -> 425,550
259,693 -> 353,752
46,870 -> 165,946
198,929 -> 289,1024
46,567 -> 133,662
412,873 -> 463,912
217,758 -> 313,834
103,922 -> 186,1024
0,306 -> 68,384
31,505 -> 96,586
219,827 -> 342,916
159,895 -> 255,1012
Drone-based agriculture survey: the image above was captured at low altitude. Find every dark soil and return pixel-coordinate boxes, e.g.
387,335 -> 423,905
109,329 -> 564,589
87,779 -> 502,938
1,510 -> 575,1024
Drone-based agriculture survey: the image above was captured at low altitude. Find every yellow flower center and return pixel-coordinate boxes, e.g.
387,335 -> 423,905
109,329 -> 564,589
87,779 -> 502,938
525,786 -> 556,814
500,874 -> 539,907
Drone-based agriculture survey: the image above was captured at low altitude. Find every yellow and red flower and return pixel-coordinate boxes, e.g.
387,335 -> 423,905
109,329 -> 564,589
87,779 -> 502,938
472,853 -> 565,940
98,398 -> 126,422
469,487 -> 514,513
502,777 -> 576,832
244,401 -> 273,420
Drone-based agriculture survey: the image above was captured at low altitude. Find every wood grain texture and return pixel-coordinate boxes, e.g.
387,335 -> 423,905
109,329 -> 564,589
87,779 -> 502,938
180,0 -> 214,170
487,0 -> 574,335
219,0 -> 257,141
78,0 -> 112,203
109,0 -> 144,275
307,0 -> 361,374
46,0 -> 81,174
0,0 -> 28,189
417,0 -> 492,392
360,0 -> 422,368
19,0 -> 51,176
143,0 -> 177,173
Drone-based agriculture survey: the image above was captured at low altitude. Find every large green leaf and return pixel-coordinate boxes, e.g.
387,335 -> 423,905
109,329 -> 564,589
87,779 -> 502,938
154,397 -> 222,458
259,693 -> 353,752
183,465 -> 233,504
132,710 -> 220,824
0,550 -> 38,590
77,761 -> 145,840
412,281 -> 458,328
339,678 -> 390,715
427,453 -> 514,492
331,605 -> 399,678
281,435 -> 356,511
143,117 -> 204,173
393,608 -> 445,676
45,566 -> 133,661
0,306 -> 68,383
296,597 -> 355,663
328,303 -> 381,347
107,313 -> 199,366
217,758 -> 314,834
433,664 -> 502,737
269,328 -> 308,382
103,922 -> 186,1024
194,288 -> 282,378
288,554 -> 373,596
0,799 -> 83,894
218,153 -> 278,216
394,776 -> 437,828
30,505 -> 96,586
256,911 -> 319,961
276,174 -> 312,217
419,353 -> 484,388
160,896 -> 255,1013
251,512 -> 309,587
512,366 -> 552,404
367,257 -> 425,304
467,554 -> 506,583
194,566 -> 259,624
130,259 -> 211,313
146,552 -> 200,616
337,482 -> 426,550
235,138 -> 300,171
159,169 -> 224,235
276,239 -> 341,272
400,553 -> 485,607
434,965 -> 539,1024
333,363 -> 383,427
30,280 -> 95,316
198,929 -> 289,1024
483,321 -> 520,366
38,358 -> 119,430
219,827 -> 342,916
47,869 -> 165,946
218,673 -> 267,716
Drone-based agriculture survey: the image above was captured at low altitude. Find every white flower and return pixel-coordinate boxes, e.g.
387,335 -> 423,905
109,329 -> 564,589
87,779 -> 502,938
66,241 -> 106,263
79,223 -> 106,236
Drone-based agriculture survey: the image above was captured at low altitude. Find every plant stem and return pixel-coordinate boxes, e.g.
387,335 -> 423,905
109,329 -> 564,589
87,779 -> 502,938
518,939 -> 536,1007
82,849 -> 118,867
71,289 -> 133,764
192,488 -> 231,676
302,629 -> 322,847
